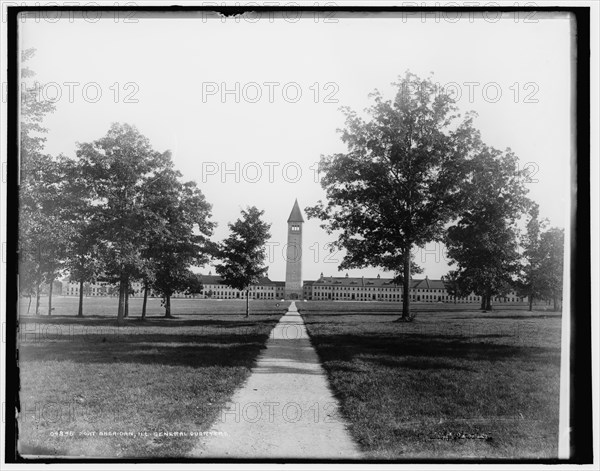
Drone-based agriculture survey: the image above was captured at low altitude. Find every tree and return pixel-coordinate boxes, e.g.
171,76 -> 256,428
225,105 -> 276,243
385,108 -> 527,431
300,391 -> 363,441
18,48 -> 59,315
62,158 -> 104,317
142,161 -> 215,318
517,204 -> 549,311
516,209 -> 564,312
66,233 -> 102,317
306,72 -> 481,320
539,227 -> 564,311
76,123 -> 170,325
445,146 -> 530,311
20,153 -> 70,316
19,48 -> 55,167
215,207 -> 271,318
442,269 -> 469,304
139,268 -> 155,320
186,274 -> 204,298
124,282 -> 135,318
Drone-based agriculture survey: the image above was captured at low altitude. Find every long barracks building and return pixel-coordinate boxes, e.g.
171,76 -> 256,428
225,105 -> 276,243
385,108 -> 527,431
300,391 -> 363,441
303,274 -> 524,304
198,273 -> 525,304
60,273 -> 524,304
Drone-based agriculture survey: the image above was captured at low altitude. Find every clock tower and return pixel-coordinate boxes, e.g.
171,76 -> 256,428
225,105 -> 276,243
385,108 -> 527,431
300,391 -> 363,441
285,199 -> 304,300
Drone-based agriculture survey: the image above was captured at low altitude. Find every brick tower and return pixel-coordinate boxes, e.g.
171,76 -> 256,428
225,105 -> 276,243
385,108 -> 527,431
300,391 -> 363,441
284,199 -> 304,300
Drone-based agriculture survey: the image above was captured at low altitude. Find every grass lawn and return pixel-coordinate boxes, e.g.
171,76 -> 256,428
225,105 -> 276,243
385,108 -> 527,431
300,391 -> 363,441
18,297 -> 286,458
300,301 -> 562,460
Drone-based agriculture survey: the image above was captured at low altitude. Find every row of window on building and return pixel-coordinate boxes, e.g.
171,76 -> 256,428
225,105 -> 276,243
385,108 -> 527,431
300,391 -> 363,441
302,275 -> 525,303
60,276 -> 526,303
305,290 -> 522,303
61,278 -> 286,300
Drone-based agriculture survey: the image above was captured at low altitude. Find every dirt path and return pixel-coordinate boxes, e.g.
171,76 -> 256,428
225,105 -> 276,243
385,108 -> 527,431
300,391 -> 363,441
191,301 -> 362,459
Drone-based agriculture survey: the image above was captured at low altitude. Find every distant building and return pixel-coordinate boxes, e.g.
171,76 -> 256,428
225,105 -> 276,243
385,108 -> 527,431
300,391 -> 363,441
61,280 -> 145,297
302,273 -> 525,304
199,274 -> 278,300
60,273 -> 524,303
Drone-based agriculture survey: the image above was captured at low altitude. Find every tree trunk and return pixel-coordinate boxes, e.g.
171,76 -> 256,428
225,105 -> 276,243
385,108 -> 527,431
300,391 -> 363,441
454,294 -> 457,304
124,286 -> 129,318
78,279 -> 84,317
141,283 -> 148,320
480,295 -> 486,310
27,295 -> 32,314
399,246 -> 411,320
528,295 -> 533,312
245,289 -> 250,318
164,295 -> 172,318
47,276 -> 54,316
35,279 -> 41,316
117,276 -> 127,325
485,293 -> 492,311
553,296 -> 558,312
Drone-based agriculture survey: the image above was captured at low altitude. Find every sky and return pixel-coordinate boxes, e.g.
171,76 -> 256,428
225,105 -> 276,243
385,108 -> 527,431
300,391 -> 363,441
18,10 -> 573,282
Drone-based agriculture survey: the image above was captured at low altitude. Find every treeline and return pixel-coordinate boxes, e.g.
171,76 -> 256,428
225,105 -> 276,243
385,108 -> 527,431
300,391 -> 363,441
20,121 -> 216,322
20,120 -> 273,322
442,203 -> 564,311
19,50 -> 272,323
307,72 -> 564,318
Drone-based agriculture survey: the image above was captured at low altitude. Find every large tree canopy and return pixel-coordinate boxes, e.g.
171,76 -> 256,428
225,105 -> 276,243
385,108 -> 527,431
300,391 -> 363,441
306,72 -> 482,319
76,123 -> 175,324
143,162 -> 215,318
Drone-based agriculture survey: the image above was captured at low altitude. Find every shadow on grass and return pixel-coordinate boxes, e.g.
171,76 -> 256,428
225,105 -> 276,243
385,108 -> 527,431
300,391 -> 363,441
298,309 -> 560,319
19,316 -> 284,370
19,313 -> 285,327
19,335 -> 272,368
309,333 -> 561,367
460,314 -> 562,320
370,357 -> 476,371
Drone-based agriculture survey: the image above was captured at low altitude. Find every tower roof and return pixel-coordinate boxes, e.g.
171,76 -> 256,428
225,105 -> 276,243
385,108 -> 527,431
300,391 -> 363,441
287,199 -> 304,223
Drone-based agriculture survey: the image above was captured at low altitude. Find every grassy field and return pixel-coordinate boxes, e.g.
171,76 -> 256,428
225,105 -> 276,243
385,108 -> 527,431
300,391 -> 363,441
20,295 -> 291,318
18,297 -> 286,458
18,296 -> 562,460
300,301 -> 562,460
